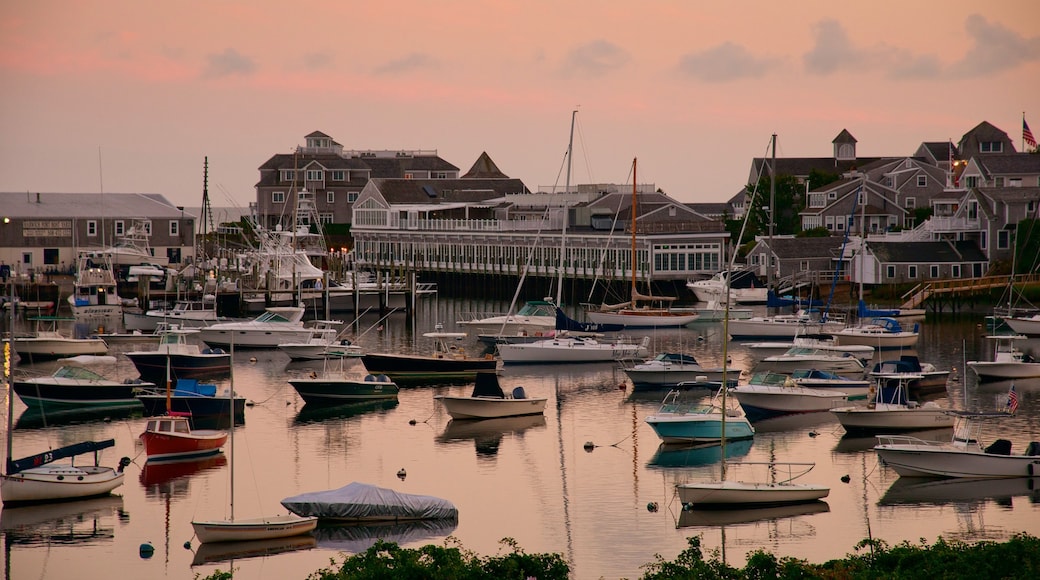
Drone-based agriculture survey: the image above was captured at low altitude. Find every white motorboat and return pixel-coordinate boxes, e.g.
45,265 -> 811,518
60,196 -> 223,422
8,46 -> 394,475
833,317 -> 920,350
456,299 -> 558,336
13,316 -> 109,362
728,311 -> 846,340
434,372 -> 547,420
731,372 -> 848,420
830,372 -> 954,434
966,335 -> 1040,382
744,336 -> 874,363
198,306 -> 318,349
497,334 -> 649,365
278,320 -> 361,360
686,269 -> 769,305
754,346 -> 867,374
125,298 -> 231,331
622,352 -> 736,390
677,462 -> 830,507
67,251 -> 122,320
875,410 -> 1040,478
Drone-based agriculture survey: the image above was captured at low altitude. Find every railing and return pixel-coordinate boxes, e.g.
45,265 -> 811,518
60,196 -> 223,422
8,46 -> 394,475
899,273 -> 1040,309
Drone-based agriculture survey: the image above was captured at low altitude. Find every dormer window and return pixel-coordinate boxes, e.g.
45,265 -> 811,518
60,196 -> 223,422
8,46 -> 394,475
980,141 -> 1004,153
281,169 -> 296,182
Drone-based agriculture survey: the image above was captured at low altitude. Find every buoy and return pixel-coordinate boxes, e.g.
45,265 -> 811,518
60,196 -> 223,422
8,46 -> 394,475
139,542 -> 155,558
249,357 -> 257,363
646,502 -> 659,512
183,541 -> 192,550
618,383 -> 626,391
808,430 -> 818,437
840,474 -> 851,483
397,468 -> 407,480
583,441 -> 595,452
682,502 -> 694,511
408,419 -> 417,425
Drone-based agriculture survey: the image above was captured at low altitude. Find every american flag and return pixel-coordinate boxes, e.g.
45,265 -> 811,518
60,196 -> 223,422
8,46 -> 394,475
1005,384 -> 1019,415
1025,117 -> 1037,150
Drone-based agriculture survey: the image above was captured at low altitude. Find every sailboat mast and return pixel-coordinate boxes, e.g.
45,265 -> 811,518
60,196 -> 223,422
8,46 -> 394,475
556,110 -> 577,307
4,277 -> 13,469
767,134 -> 776,291
631,158 -> 638,298
165,351 -> 172,414
229,338 -> 235,522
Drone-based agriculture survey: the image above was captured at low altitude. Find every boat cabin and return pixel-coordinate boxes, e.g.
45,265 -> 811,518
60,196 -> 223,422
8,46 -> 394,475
144,416 -> 192,435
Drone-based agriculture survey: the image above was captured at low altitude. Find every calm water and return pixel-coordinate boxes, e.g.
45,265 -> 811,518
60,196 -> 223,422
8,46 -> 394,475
2,299 -> 1039,580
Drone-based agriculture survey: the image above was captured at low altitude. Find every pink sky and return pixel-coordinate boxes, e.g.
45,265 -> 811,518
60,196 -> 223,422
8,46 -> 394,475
1,1 -> 1038,210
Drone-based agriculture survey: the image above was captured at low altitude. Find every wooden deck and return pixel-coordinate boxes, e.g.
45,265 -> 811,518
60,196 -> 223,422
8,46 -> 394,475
900,273 -> 1040,309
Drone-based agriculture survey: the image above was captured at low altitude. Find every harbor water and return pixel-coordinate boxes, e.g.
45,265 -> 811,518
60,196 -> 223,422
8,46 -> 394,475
2,298 -> 1039,579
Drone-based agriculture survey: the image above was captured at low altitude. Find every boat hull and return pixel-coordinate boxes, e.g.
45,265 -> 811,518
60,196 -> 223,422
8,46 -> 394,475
14,339 -> 109,362
198,328 -> 314,349
624,367 -> 728,389
136,394 -> 245,418
754,357 -> 865,374
677,481 -> 830,507
830,407 -> 953,434
140,428 -> 227,461
1,467 -> 124,504
360,353 -> 497,381
12,380 -> 145,411
875,445 -> 1040,478
126,352 -> 232,383
645,414 -> 755,444
833,331 -> 919,349
435,395 -> 547,419
584,311 -> 700,328
497,338 -> 648,364
728,319 -> 845,340
192,515 -> 319,544
731,386 -> 848,420
967,361 -> 1040,381
289,379 -> 400,405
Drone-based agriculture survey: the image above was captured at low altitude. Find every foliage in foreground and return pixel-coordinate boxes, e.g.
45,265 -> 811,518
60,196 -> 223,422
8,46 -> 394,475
197,532 -> 1040,580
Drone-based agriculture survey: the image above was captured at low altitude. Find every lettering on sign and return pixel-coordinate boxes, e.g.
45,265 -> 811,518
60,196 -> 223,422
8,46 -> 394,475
23,220 -> 73,238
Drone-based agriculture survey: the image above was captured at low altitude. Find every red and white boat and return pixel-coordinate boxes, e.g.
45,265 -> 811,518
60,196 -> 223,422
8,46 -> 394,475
139,356 -> 228,461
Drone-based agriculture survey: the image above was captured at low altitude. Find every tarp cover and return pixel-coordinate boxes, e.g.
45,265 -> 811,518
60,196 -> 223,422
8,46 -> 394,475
281,482 -> 458,521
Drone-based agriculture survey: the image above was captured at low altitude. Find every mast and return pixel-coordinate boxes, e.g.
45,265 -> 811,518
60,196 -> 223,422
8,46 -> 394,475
4,276 -> 13,472
556,110 -> 577,307
767,134 -> 776,292
630,158 -> 638,300
229,336 -> 235,522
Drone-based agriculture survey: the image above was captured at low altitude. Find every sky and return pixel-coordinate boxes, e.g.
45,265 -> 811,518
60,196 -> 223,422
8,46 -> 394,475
2,1 -> 1039,211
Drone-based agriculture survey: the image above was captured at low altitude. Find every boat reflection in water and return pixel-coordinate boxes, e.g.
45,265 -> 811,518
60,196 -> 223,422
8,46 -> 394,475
878,476 -> 1040,507
833,427 -> 952,455
313,519 -> 459,554
15,405 -> 143,430
293,399 -> 400,425
676,499 -> 830,528
1,495 -> 125,547
191,534 -> 317,567
139,454 -> 228,488
648,439 -> 753,469
436,414 -> 548,457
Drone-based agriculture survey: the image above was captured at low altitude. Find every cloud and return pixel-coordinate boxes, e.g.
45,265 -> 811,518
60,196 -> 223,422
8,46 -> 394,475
559,40 -> 629,78
949,14 -> 1040,78
202,48 -> 255,79
373,53 -> 439,75
803,19 -> 865,75
677,42 -> 778,82
301,51 -> 335,70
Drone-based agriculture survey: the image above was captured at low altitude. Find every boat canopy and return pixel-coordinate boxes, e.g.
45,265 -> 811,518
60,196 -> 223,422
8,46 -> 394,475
7,439 -> 116,474
471,372 -> 505,398
281,482 -> 458,521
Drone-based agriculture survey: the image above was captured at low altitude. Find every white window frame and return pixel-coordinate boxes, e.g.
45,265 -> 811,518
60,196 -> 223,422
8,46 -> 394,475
1009,178 -> 1022,187
281,169 -> 295,182
331,170 -> 346,181
905,197 -> 916,209
327,191 -> 335,203
306,169 -> 323,182
87,220 -> 97,237
169,220 -> 179,236
930,265 -> 939,278
886,265 -> 896,278
952,264 -> 961,277
272,191 -> 285,204
319,213 -> 334,224
917,175 -> 927,187
997,230 -> 1010,250
114,220 -> 125,236
143,221 -> 152,236
348,192 -> 359,203
908,265 -> 918,279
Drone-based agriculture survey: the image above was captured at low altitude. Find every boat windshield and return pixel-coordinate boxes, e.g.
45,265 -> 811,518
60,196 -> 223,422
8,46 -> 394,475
54,366 -> 107,381
516,301 -> 556,317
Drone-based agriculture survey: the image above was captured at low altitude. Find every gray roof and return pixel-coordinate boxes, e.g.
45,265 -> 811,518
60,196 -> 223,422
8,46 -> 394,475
369,178 -> 529,204
462,152 -> 510,179
760,236 -> 845,259
974,153 -> 1040,176
0,192 -> 184,218
869,240 -> 987,264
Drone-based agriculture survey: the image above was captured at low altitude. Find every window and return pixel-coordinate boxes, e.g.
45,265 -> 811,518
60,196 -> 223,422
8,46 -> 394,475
306,169 -> 323,181
980,141 -> 1004,153
272,191 -> 285,204
1010,178 -> 1022,187
327,191 -> 335,203
332,170 -> 346,181
348,192 -> 359,203
908,265 -> 918,279
404,173 -> 413,179
44,248 -> 59,265
115,220 -> 125,236
828,191 -> 837,200
800,260 -> 809,271
995,177 -> 1005,187
905,197 -> 916,209
170,221 -> 179,236
281,169 -> 296,182
22,252 -> 31,265
1029,200 -> 1037,213
87,220 -> 97,236
143,221 -> 151,235
930,265 -> 939,278
886,265 -> 896,278
952,265 -> 961,277
965,175 -> 979,188
809,193 -> 826,208
917,175 -> 927,187
997,230 -> 1010,249
859,193 -> 867,205
319,213 -> 334,224
432,171 -> 449,179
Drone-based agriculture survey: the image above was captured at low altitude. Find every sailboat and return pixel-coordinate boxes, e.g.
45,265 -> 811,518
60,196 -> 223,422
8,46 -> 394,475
139,350 -> 228,461
2,288 -> 129,504
584,158 -> 699,328
191,340 -> 318,544
675,140 -> 829,508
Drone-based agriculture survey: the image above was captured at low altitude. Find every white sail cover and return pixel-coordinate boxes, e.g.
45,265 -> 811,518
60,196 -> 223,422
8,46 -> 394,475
280,482 -> 458,521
